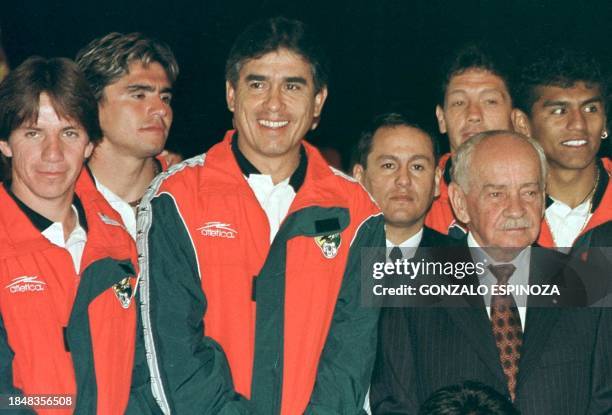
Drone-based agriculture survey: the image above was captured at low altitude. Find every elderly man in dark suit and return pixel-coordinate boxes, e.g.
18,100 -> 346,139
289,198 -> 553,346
371,130 -> 612,414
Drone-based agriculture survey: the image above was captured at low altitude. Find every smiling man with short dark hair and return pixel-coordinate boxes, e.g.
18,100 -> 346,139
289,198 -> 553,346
512,49 -> 612,252
139,17 -> 384,414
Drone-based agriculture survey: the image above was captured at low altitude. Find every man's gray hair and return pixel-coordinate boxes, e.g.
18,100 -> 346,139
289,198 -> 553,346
451,130 -> 547,192
75,32 -> 179,101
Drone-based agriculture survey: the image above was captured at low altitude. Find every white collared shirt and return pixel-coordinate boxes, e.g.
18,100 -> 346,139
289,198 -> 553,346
247,174 -> 296,243
94,178 -> 137,239
385,228 -> 424,260
41,205 -> 87,274
545,196 -> 592,251
468,233 -> 529,330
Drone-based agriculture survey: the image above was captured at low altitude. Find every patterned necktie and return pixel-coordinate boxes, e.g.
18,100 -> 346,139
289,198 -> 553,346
488,263 -> 522,401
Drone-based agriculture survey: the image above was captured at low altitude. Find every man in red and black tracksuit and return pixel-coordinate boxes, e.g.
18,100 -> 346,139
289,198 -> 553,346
512,48 -> 612,255
138,17 -> 385,414
425,43 -> 517,238
75,32 -> 179,239
0,57 -> 151,414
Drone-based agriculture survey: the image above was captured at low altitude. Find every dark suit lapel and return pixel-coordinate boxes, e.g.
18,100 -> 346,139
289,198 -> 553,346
420,226 -> 441,247
445,306 -> 508,384
517,308 -> 560,385
420,226 -> 454,247
441,243 -> 508,384
517,250 -> 562,384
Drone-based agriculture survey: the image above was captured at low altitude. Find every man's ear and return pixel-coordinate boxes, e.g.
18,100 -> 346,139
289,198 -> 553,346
433,166 -> 442,198
84,141 -> 94,159
313,86 -> 328,120
225,80 -> 236,113
512,108 -> 532,137
311,115 -> 320,130
352,163 -> 365,183
448,182 -> 470,224
435,105 -> 447,134
0,140 -> 12,158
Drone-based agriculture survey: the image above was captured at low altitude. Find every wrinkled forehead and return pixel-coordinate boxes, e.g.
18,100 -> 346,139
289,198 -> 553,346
471,139 -> 542,187
239,48 -> 315,79
370,125 -> 435,158
446,68 -> 510,97
534,81 -> 604,103
18,93 -> 81,129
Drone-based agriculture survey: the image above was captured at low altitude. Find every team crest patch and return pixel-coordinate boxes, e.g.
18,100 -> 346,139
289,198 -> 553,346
314,233 -> 341,259
113,277 -> 133,309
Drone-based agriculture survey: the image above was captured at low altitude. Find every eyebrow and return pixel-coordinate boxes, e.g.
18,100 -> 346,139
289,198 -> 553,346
375,154 -> 433,163
245,74 -> 266,82
244,74 -> 308,85
447,88 -> 506,96
126,84 -> 173,94
21,124 -> 81,131
481,182 -> 540,190
61,125 -> 81,131
542,96 -> 603,107
285,76 -> 308,85
482,184 -> 507,190
520,182 -> 541,188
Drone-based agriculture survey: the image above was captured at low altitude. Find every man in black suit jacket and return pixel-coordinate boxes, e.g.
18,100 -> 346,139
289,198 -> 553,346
352,112 -> 452,251
371,131 -> 612,414
352,112 -> 454,413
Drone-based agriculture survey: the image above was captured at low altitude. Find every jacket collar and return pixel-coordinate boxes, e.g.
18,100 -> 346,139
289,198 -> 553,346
4,184 -> 88,233
231,131 -> 308,192
545,157 -> 609,212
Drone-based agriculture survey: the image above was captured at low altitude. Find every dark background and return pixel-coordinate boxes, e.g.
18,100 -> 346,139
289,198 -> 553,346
2,0 -> 611,169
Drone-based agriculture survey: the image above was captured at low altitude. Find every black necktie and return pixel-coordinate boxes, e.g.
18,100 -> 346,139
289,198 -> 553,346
389,246 -> 403,262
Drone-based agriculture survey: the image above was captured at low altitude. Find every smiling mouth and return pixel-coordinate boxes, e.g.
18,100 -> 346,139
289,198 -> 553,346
561,139 -> 588,147
258,119 -> 289,129
39,171 -> 65,177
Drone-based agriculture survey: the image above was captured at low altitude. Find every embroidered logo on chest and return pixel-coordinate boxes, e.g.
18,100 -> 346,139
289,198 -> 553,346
113,277 -> 133,309
5,276 -> 47,294
197,221 -> 237,239
314,233 -> 341,259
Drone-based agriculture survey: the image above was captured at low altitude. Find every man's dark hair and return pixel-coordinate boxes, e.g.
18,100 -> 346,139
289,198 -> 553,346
75,32 -> 179,101
0,56 -> 102,143
438,42 -> 511,106
418,381 -> 520,415
225,16 -> 329,93
512,47 -> 607,115
351,112 -> 439,169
